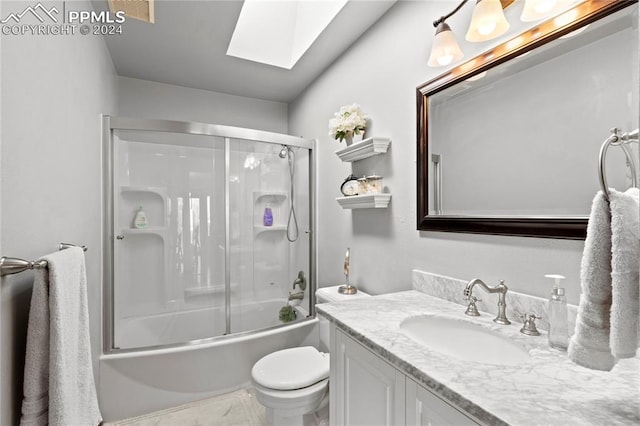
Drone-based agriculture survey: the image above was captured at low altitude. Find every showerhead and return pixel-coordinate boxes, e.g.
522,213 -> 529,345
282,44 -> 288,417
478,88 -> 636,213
279,145 -> 289,158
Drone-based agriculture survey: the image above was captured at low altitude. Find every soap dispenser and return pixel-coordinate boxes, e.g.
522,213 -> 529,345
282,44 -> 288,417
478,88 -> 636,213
133,206 -> 148,229
545,274 -> 568,351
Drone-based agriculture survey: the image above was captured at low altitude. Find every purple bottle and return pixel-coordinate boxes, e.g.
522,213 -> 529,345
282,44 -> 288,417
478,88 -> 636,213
263,207 -> 273,226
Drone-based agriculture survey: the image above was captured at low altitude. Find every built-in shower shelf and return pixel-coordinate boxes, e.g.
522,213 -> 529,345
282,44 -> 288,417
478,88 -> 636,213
120,185 -> 167,199
119,186 -> 168,229
335,137 -> 391,162
254,225 -> 287,234
120,227 -> 167,238
254,192 -> 287,203
336,193 -> 392,209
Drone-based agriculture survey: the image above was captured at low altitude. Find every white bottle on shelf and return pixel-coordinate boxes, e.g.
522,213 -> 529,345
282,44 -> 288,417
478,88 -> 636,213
133,206 -> 149,229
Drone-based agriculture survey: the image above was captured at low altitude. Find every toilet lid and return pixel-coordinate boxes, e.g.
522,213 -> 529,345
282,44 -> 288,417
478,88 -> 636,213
251,346 -> 330,390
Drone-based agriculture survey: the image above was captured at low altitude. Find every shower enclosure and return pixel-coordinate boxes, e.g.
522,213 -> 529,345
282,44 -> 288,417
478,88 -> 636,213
102,117 -> 315,352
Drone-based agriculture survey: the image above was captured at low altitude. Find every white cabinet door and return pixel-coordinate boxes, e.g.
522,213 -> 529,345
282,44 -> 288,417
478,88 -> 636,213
406,378 -> 479,426
331,328 -> 405,426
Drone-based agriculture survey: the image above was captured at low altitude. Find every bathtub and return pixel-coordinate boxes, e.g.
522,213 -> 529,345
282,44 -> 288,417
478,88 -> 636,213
99,300 -> 318,421
115,299 -> 307,349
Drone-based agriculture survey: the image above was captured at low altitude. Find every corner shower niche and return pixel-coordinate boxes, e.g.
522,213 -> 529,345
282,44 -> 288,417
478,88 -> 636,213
254,192 -> 287,233
252,191 -> 290,303
107,124 -> 313,351
115,185 -> 169,326
119,186 -> 168,233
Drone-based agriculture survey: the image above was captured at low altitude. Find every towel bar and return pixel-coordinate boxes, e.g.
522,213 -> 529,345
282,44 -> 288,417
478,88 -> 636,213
599,127 -> 639,201
0,243 -> 88,276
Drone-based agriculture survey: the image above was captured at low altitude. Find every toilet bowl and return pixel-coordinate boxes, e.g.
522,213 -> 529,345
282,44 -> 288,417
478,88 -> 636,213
251,286 -> 370,426
251,346 -> 330,426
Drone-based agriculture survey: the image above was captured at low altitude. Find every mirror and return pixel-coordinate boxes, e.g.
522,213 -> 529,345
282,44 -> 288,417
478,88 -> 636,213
417,0 -> 638,239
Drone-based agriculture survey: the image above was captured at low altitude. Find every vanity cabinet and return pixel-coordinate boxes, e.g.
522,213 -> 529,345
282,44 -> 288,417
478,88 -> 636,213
331,328 -> 405,425
331,327 -> 480,426
405,378 -> 478,426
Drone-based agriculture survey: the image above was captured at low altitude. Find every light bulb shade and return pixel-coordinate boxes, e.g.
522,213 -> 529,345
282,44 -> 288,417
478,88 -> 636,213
520,0 -> 565,22
465,0 -> 510,42
428,22 -> 464,67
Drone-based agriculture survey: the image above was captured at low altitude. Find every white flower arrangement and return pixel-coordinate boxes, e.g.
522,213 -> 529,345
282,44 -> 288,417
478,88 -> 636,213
328,103 -> 368,143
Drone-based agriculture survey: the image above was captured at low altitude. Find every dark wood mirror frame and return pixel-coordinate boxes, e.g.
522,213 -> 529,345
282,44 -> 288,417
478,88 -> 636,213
416,0 -> 636,240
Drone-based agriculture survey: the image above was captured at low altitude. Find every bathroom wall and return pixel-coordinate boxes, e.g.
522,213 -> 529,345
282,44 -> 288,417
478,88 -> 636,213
0,0 -> 118,422
288,1 -> 599,304
117,76 -> 289,134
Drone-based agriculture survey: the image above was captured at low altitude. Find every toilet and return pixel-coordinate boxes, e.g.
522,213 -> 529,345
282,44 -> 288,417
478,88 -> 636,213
251,286 -> 370,426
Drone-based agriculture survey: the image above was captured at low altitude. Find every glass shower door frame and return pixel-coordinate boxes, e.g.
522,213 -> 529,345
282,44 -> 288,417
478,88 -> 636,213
102,115 -> 316,353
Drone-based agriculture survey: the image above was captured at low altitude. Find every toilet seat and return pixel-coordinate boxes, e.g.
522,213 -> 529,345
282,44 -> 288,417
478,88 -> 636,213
251,346 -> 329,390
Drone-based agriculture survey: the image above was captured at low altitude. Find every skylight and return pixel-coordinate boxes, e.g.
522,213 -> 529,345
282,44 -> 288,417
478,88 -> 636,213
227,0 -> 349,70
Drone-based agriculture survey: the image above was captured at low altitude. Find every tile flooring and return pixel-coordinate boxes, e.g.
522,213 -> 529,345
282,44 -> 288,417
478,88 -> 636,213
105,389 -> 266,426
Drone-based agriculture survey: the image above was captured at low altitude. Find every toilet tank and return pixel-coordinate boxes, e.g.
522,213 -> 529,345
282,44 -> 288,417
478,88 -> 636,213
315,286 -> 370,352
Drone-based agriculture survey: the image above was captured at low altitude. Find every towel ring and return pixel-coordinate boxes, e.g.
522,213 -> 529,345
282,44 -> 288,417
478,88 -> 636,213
598,128 -> 639,201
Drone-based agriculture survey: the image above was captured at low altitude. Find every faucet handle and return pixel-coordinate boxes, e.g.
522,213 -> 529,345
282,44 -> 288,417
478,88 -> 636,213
519,313 -> 541,336
464,295 -> 481,317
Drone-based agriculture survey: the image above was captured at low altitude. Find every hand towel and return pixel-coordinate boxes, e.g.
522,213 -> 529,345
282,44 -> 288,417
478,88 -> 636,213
609,187 -> 640,358
19,267 -> 50,425
20,247 -> 102,426
568,191 -> 616,371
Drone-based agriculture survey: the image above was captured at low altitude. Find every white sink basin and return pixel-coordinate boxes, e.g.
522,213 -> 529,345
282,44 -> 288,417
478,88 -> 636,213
399,315 -> 530,366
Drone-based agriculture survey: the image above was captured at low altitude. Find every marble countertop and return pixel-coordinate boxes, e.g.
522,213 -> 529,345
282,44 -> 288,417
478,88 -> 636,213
317,290 -> 640,426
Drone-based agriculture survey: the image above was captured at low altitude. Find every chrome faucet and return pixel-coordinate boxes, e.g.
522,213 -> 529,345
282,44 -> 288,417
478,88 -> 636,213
464,279 -> 511,325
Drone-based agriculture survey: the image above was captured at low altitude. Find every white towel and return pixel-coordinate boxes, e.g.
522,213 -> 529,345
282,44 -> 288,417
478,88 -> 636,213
609,187 -> 640,358
569,188 -> 640,371
20,247 -> 102,426
568,190 -> 616,371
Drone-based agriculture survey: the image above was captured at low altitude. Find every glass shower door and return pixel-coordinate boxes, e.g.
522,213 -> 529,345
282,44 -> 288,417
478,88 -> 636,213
106,118 -> 315,352
113,130 -> 225,349
228,139 -> 311,333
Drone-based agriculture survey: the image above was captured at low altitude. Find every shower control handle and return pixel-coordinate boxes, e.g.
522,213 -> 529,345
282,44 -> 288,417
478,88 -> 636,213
116,235 -> 125,240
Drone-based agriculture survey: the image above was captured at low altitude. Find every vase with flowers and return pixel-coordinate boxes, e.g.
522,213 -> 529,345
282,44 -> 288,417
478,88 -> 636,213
328,103 -> 368,146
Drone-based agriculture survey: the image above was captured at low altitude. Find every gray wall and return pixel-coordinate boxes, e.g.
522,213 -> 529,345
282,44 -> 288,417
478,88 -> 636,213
288,0 -> 588,303
117,77 -> 289,134
0,1 -> 118,423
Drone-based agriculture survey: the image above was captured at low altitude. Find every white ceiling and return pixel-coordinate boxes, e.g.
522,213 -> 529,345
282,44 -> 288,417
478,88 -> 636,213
94,0 -> 397,103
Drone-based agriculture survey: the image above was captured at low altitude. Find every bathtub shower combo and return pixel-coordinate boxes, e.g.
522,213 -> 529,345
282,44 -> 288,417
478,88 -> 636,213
99,117 -> 318,420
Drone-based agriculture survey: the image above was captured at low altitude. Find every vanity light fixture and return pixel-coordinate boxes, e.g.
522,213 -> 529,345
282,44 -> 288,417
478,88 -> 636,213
465,0 -> 510,42
428,0 -> 570,67
427,22 -> 464,67
521,0 -> 566,22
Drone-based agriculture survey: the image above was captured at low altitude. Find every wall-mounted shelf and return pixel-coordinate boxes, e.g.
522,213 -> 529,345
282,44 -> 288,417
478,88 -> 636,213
335,137 -> 391,162
336,194 -> 392,209
254,225 -> 287,234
